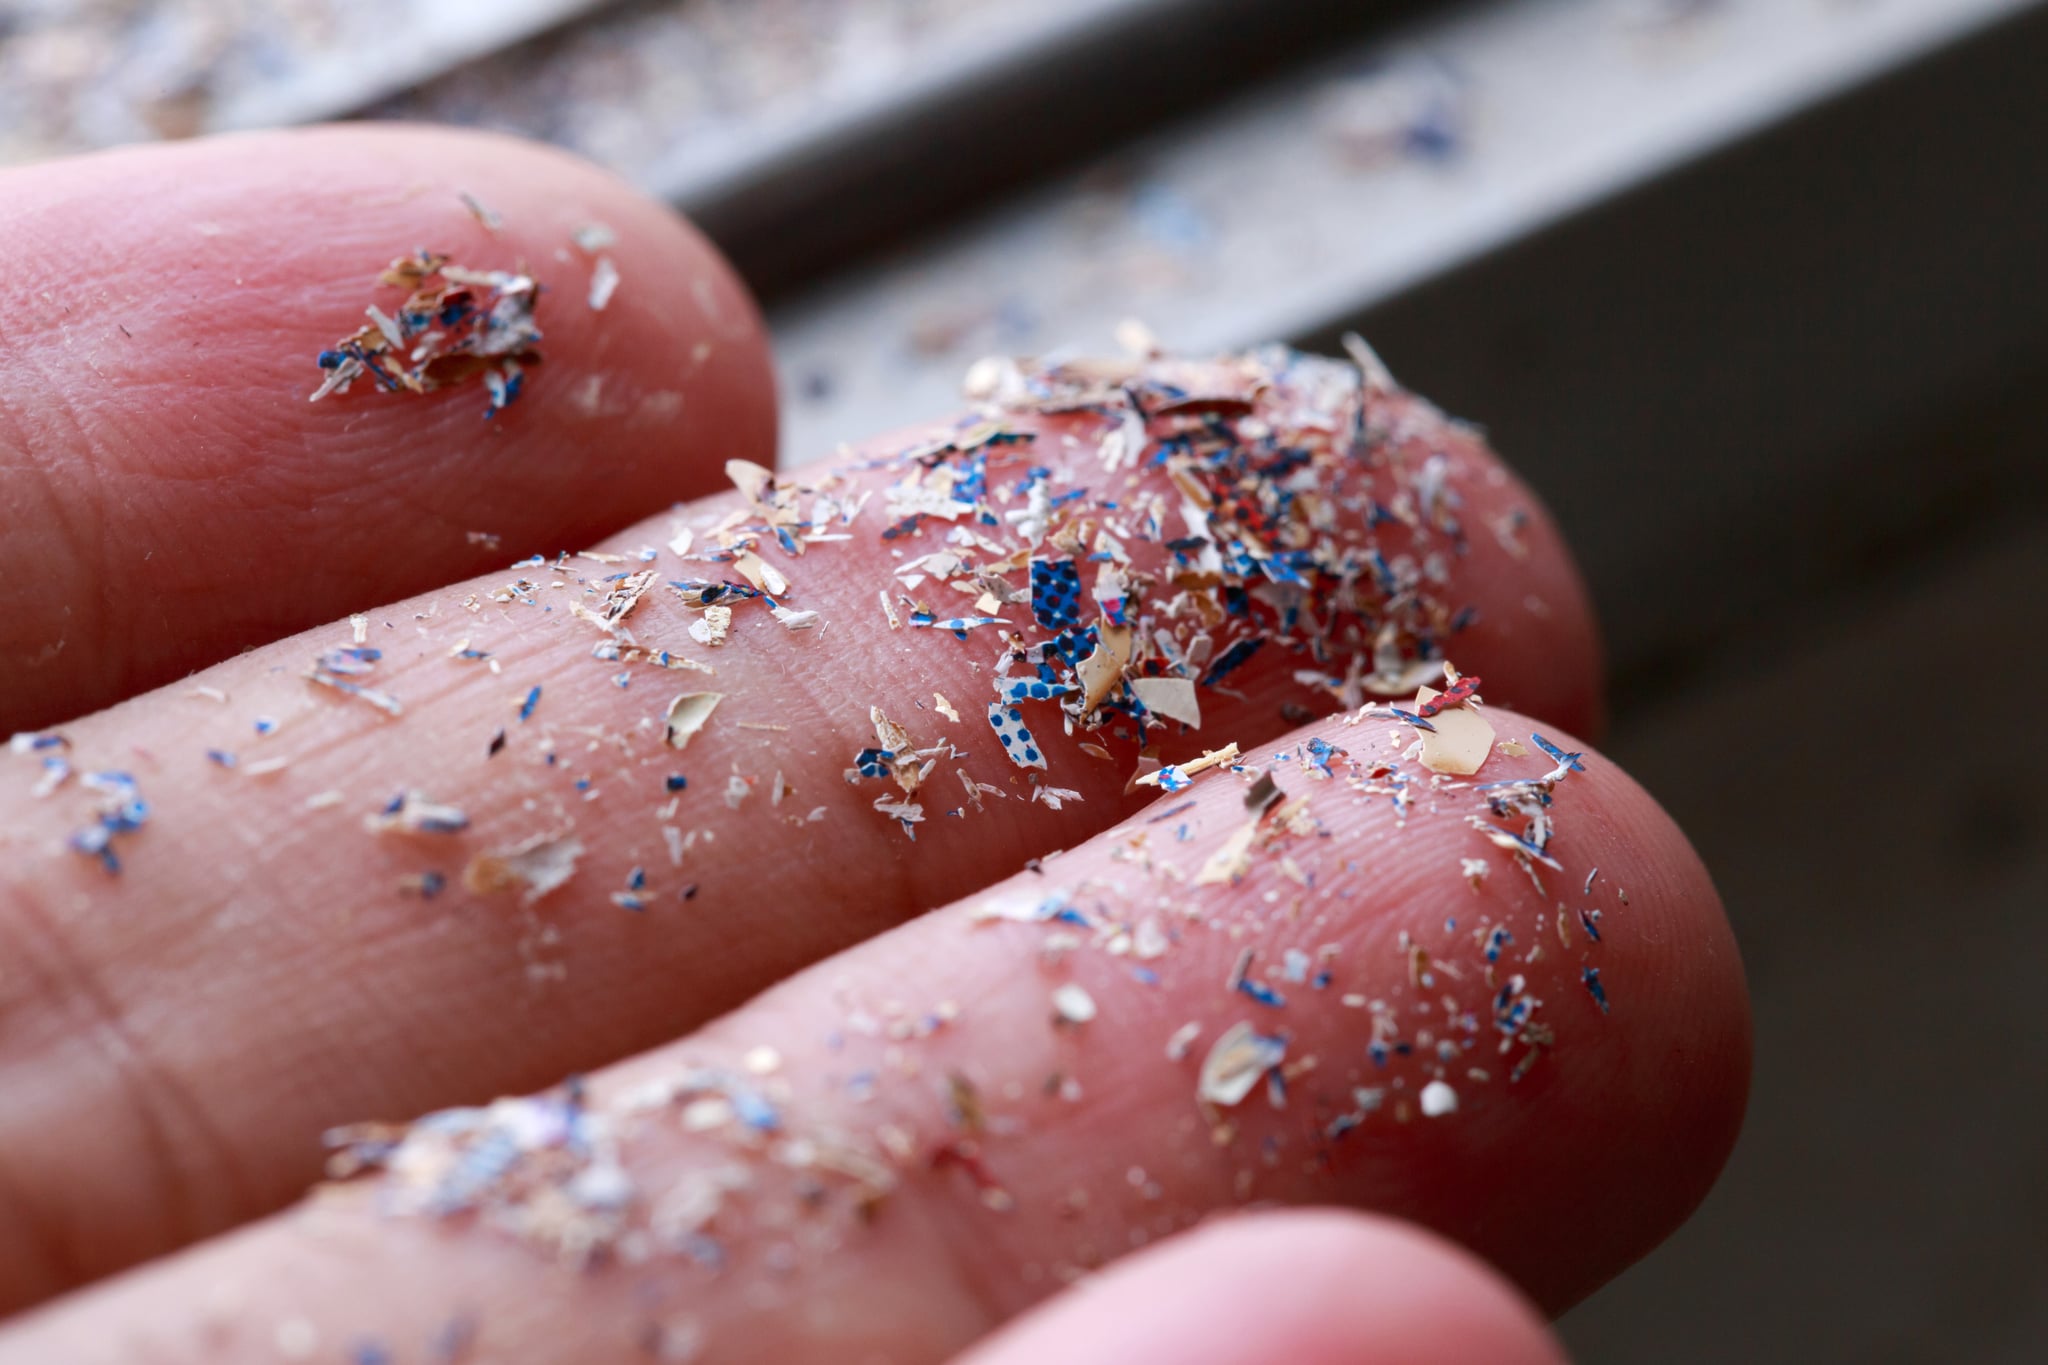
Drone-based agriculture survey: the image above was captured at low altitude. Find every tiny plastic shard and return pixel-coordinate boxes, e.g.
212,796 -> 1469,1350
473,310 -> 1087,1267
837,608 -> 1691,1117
1166,1021 -> 1202,1060
1135,742 -> 1240,789
588,257 -> 620,312
665,693 -> 725,750
1130,676 -> 1201,728
459,191 -> 503,231
364,791 -> 470,836
573,222 -> 618,254
1051,982 -> 1098,1025
1412,684 -> 1494,775
350,613 -> 370,644
463,833 -> 585,904
934,693 -> 960,722
689,605 -> 733,647
1194,821 -> 1258,886
1419,1079 -> 1459,1117
1198,1022 -> 1287,1108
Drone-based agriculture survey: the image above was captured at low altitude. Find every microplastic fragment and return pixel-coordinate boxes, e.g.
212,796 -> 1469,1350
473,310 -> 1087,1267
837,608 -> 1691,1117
1051,982 -> 1098,1025
1412,683 -> 1494,775
1582,966 -> 1611,1013
1533,733 -> 1587,776
987,702 -> 1046,770
1130,676 -> 1201,727
1194,822 -> 1258,886
665,693 -> 726,751
459,191 -> 503,231
68,771 -> 149,874
1198,1022 -> 1288,1107
365,791 -> 471,836
573,222 -> 618,254
1419,1079 -> 1459,1117
462,832 -> 585,904
771,605 -> 822,630
310,251 -> 541,417
588,257 -> 620,312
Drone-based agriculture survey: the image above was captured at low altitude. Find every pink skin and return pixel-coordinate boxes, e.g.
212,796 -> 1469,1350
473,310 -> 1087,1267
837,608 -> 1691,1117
954,1212 -> 1569,1365
0,125 -> 776,734
0,708 -> 1746,1364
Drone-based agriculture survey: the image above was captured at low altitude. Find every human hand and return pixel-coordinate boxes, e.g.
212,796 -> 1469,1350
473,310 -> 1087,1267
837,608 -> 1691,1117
0,127 -> 1749,1364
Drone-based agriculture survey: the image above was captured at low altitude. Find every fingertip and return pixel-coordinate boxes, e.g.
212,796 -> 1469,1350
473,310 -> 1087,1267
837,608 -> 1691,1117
0,124 -> 777,728
955,1210 -> 1567,1365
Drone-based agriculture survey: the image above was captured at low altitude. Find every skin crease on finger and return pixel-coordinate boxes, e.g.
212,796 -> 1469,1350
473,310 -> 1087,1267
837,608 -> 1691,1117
0,125 -> 777,735
0,706 -> 1748,1364
952,1212 -> 1568,1365
0,349 -> 1606,1309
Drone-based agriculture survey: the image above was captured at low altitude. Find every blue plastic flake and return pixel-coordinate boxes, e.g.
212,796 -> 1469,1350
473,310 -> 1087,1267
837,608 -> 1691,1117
1237,979 -> 1287,1008
1582,966 -> 1610,1013
1533,733 -> 1586,774
319,646 -> 382,674
519,686 -> 542,722
1154,764 -> 1192,794
1304,736 -> 1342,777
853,747 -> 895,779
729,1085 -> 782,1133
456,648 -> 491,661
253,716 -> 278,736
627,866 -> 647,891
612,671 -> 631,689
665,774 -> 689,792
68,771 -> 150,875
910,612 -> 1006,639
1029,557 -> 1083,632
1199,636 -> 1264,687
1579,908 -> 1603,942
999,677 -> 1075,704
205,749 -> 237,769
987,702 -> 1046,770
418,870 -> 447,899
351,1341 -> 393,1365
1484,925 -> 1513,963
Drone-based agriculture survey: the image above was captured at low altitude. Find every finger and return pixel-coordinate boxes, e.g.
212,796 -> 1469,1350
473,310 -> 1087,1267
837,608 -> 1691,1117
952,1211 -> 1565,1365
0,351 -> 1601,1307
0,124 -> 776,735
0,708 -> 1748,1363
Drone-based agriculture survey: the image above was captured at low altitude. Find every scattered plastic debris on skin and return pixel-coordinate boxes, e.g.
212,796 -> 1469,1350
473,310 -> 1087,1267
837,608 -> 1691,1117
309,250 -> 542,419
266,339 -> 1642,1346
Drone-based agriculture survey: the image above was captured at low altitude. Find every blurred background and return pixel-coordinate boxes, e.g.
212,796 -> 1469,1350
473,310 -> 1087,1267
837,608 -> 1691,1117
6,0 -> 2044,1359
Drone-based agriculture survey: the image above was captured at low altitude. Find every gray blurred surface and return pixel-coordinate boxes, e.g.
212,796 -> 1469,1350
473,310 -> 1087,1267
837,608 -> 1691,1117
1565,516 -> 2048,1365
